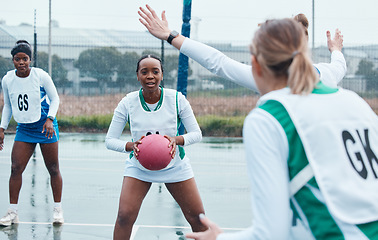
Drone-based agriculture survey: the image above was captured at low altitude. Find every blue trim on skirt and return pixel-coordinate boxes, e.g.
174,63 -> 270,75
15,116 -> 59,143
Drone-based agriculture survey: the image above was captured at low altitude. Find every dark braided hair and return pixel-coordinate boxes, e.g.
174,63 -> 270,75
136,54 -> 164,73
11,40 -> 32,59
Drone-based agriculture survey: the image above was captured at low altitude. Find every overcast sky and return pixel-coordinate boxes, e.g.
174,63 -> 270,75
1,0 -> 377,47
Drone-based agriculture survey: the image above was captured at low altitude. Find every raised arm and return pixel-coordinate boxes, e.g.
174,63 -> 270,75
314,29 -> 347,87
138,5 -> 185,50
138,5 -> 258,92
327,28 -> 343,53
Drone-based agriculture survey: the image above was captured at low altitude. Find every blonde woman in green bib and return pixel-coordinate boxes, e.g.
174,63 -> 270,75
139,6 -> 378,239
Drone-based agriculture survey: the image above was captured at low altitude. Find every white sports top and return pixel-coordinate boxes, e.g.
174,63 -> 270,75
180,38 -> 347,92
1,68 -> 59,128
105,88 -> 201,153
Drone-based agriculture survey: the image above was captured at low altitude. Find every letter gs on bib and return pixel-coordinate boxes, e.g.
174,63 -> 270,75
17,94 -> 29,111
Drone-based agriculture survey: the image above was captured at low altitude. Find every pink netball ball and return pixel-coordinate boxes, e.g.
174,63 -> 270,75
137,134 -> 173,170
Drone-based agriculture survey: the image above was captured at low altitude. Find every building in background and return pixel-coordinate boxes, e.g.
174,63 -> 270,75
0,23 -> 377,95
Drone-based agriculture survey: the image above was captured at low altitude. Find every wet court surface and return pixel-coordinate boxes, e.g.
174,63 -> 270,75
0,133 -> 251,239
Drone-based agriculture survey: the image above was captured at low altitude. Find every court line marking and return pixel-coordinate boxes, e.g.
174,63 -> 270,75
0,157 -> 247,167
17,221 -> 245,231
130,225 -> 139,240
19,221 -> 113,227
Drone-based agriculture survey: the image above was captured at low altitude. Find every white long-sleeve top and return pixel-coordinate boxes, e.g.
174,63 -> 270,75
105,90 -> 202,153
180,38 -> 347,92
179,38 -> 348,240
226,87 -> 378,240
217,107 -> 293,240
0,68 -> 60,129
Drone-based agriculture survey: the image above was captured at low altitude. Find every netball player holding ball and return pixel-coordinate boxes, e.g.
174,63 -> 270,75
105,54 -> 207,239
0,40 -> 63,226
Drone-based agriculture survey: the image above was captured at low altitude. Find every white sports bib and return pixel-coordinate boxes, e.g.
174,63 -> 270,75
4,69 -> 41,123
259,87 -> 378,224
126,88 -> 180,171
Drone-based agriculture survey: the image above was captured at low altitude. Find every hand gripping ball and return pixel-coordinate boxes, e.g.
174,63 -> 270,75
137,134 -> 173,170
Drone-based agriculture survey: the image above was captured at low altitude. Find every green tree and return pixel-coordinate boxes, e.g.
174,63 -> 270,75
164,54 -> 192,87
116,51 -> 140,87
36,52 -> 69,88
0,56 -> 13,79
163,54 -> 180,87
356,59 -> 378,90
74,47 -> 121,93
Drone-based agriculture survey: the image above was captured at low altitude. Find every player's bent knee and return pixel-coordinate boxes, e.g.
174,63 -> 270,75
10,164 -> 24,176
116,209 -> 138,227
47,163 -> 61,176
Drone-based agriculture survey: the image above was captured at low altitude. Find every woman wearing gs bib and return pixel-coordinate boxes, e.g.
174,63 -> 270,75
0,40 -> 63,226
105,54 -> 206,239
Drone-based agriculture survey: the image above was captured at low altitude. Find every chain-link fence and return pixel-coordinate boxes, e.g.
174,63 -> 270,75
0,29 -> 377,132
